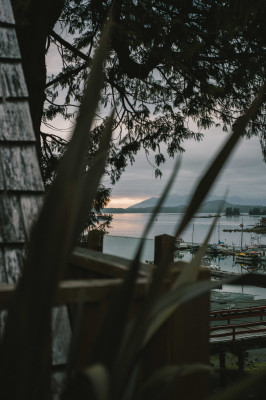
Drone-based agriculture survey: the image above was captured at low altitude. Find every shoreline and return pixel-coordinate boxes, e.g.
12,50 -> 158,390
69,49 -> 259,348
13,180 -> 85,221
223,227 -> 266,234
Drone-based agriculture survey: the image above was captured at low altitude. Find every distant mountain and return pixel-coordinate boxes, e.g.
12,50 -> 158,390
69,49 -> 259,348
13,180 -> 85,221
127,194 -> 266,209
104,200 -> 265,214
127,194 -> 190,209
127,196 -> 160,209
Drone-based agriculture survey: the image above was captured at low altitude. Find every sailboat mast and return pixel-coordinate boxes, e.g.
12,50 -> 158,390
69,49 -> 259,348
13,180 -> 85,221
240,218 -> 244,250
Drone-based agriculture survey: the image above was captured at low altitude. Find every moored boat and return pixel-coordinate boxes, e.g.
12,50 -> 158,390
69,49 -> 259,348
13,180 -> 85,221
201,256 -> 221,271
235,250 -> 260,264
243,245 -> 266,264
175,237 -> 191,250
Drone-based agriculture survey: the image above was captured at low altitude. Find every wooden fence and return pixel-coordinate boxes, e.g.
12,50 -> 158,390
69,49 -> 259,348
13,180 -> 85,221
0,233 -> 210,399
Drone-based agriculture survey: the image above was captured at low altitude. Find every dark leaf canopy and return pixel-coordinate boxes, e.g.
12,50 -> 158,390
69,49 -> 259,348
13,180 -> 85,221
44,0 -> 266,180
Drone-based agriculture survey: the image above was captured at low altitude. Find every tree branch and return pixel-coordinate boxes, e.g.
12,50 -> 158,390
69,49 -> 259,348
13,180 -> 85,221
45,63 -> 86,88
50,30 -> 90,62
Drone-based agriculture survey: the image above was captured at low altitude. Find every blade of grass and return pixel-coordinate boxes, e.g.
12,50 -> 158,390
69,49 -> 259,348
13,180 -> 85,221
143,278 -> 229,348
113,275 -> 224,398
62,364 -> 109,400
0,22 -> 111,400
134,157 -> 181,261
173,211 -> 221,288
83,364 -> 110,400
88,157 -> 181,369
137,208 -> 220,352
175,82 -> 266,238
113,78 -> 265,389
112,201 -> 218,395
143,264 -> 257,349
137,80 -> 266,336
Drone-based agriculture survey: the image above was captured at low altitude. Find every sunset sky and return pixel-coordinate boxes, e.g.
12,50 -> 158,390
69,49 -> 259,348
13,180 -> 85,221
106,128 -> 266,208
45,42 -> 266,209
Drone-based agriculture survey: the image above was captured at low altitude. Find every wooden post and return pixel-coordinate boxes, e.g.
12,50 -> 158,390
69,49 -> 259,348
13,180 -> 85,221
141,263 -> 210,400
154,234 -> 175,265
87,229 -> 104,252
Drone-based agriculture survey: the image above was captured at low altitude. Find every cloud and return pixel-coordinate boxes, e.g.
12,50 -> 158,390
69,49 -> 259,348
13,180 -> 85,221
109,127 -> 266,207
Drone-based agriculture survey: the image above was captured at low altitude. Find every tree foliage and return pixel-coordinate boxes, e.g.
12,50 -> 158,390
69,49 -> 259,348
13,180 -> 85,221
249,207 -> 266,215
225,207 -> 240,216
12,0 -> 266,225
42,0 -> 266,180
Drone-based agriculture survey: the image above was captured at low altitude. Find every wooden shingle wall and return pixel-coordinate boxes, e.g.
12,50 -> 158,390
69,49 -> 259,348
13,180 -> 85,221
0,0 -> 71,378
0,0 -> 44,283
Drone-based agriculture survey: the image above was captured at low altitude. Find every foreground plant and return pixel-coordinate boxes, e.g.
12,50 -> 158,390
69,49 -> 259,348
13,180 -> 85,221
0,11 -> 266,400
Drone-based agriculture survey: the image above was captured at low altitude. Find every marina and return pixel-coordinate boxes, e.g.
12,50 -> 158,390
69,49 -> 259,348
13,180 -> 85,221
103,212 -> 266,300
105,212 -> 265,247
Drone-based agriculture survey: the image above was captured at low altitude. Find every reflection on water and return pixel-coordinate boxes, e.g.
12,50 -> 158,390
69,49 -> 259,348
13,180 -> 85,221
103,234 -> 266,300
108,213 -> 266,248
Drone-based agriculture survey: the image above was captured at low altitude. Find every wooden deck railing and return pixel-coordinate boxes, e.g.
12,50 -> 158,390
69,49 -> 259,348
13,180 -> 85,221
210,321 -> 266,342
210,305 -> 266,324
0,234 -> 210,400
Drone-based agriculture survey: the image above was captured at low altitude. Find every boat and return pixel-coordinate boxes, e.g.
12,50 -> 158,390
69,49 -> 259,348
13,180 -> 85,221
205,244 -> 219,255
201,256 -> 221,271
175,237 -> 191,250
235,250 -> 260,264
177,242 -> 191,250
260,256 -> 266,265
243,245 -> 266,264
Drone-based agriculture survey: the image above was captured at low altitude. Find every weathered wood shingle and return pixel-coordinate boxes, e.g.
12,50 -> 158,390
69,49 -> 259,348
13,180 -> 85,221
0,0 -> 71,372
0,63 -> 28,99
0,194 -> 25,243
0,27 -> 20,59
0,145 -> 44,191
0,101 -> 35,141
20,194 -> 44,240
0,0 -> 44,280
0,0 -> 14,25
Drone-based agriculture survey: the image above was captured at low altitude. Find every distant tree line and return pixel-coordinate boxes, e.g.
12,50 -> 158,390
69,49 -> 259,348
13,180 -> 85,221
249,207 -> 266,215
225,207 -> 240,216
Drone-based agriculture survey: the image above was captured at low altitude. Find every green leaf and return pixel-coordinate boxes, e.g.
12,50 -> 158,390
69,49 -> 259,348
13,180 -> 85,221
175,82 -> 266,238
89,158 -> 181,370
138,208 -> 221,351
135,157 -> 181,262
83,364 -> 110,400
174,212 -> 220,288
0,22 -> 112,400
143,279 -> 230,347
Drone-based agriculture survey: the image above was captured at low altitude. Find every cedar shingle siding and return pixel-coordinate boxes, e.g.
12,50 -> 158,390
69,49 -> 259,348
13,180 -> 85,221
0,0 -> 44,283
0,0 -> 71,376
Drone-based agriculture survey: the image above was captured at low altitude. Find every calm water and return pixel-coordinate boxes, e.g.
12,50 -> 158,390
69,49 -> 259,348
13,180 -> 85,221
103,213 -> 266,299
106,212 -> 265,247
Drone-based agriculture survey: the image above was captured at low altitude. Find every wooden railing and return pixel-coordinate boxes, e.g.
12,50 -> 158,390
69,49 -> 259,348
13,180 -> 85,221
210,321 -> 266,342
210,305 -> 266,353
0,233 -> 210,400
210,305 -> 266,324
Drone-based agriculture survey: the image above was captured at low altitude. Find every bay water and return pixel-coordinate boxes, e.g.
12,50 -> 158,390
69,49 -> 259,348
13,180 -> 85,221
103,213 -> 266,300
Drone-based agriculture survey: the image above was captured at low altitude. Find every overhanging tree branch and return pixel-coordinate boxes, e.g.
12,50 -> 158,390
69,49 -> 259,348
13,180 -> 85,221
50,30 -> 90,62
45,63 -> 87,88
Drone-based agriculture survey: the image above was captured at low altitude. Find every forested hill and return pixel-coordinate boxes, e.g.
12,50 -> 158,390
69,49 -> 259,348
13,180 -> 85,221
103,200 -> 264,214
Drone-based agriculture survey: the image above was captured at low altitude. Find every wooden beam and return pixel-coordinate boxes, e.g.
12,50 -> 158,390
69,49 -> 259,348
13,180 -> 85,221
55,278 -> 148,305
0,278 -> 149,310
69,246 -> 148,278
